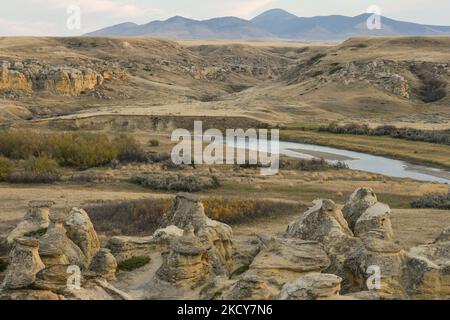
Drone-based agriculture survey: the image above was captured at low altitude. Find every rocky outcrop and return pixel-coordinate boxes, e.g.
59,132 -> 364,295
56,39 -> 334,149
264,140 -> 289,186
332,60 -> 411,99
64,208 -> 100,266
404,227 -> 450,299
246,238 -> 330,287
1,204 -> 126,300
89,249 -> 117,281
39,212 -> 86,268
161,193 -> 234,276
0,60 -> 121,96
156,225 -> 210,285
107,226 -> 183,263
7,201 -> 53,244
342,188 -> 378,231
278,273 -> 342,300
2,238 -> 45,289
285,189 -> 406,299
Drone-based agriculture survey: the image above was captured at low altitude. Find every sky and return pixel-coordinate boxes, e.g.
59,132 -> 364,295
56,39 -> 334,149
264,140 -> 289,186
0,0 -> 449,36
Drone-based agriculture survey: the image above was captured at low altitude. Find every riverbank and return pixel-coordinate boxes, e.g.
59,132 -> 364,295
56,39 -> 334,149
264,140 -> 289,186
281,128 -> 450,169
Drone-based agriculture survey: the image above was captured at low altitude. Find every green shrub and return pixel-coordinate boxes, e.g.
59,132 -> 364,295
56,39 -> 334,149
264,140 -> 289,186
131,174 -> 220,192
113,135 -> 147,162
411,193 -> 450,210
0,156 -> 13,180
0,130 -> 137,169
117,256 -> 150,271
149,139 -> 160,147
24,228 -> 48,237
24,155 -> 59,174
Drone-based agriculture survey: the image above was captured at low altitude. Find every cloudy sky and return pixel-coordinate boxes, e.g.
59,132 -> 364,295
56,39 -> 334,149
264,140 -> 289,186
1,0 -> 449,36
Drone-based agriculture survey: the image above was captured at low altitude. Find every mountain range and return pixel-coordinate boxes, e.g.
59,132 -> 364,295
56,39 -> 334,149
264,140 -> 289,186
85,8 -> 450,40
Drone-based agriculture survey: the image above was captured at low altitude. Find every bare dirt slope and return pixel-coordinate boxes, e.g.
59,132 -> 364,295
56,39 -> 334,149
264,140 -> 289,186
1,36 -> 449,129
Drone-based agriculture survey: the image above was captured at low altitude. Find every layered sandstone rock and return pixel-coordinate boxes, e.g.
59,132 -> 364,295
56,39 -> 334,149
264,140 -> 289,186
64,208 -> 100,266
404,227 -> 450,299
2,238 -> 45,289
286,190 -> 406,298
89,249 -> 118,281
278,273 -> 342,300
39,212 -> 86,268
342,188 -> 378,231
156,225 -> 210,285
0,60 -> 114,96
7,201 -> 54,244
161,193 -> 234,276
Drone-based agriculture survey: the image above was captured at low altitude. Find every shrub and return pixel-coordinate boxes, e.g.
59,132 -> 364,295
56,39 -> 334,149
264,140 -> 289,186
0,130 -> 149,169
411,193 -> 450,210
0,258 -> 8,272
84,197 -> 305,236
281,158 -> 348,171
25,228 -> 48,237
113,135 -> 148,162
24,155 -> 59,174
149,139 -> 160,147
5,171 -> 61,184
117,256 -> 150,271
0,156 -> 13,180
318,123 -> 450,146
84,199 -> 171,236
131,174 -> 220,192
203,197 -> 305,224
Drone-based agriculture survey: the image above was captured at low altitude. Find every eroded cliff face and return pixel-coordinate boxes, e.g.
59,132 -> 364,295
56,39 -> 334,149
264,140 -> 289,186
0,60 -> 126,96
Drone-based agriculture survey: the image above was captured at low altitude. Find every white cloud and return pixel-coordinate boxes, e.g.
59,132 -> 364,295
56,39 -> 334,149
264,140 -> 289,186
220,0 -> 278,18
0,17 -> 55,36
32,0 -> 162,19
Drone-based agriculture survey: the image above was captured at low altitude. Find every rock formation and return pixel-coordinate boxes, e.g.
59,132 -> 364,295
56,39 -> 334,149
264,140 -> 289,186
7,201 -> 53,244
38,212 -> 86,268
1,204 -> 126,300
2,238 -> 45,290
278,273 -> 342,300
161,193 -> 234,276
0,61 -> 110,96
156,225 -> 210,285
89,249 -> 118,281
342,188 -> 378,231
64,208 -> 100,266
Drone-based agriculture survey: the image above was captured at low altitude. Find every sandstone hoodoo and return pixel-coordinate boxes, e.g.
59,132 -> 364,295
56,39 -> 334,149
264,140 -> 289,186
0,203 -> 126,300
2,189 -> 450,300
7,201 -> 54,244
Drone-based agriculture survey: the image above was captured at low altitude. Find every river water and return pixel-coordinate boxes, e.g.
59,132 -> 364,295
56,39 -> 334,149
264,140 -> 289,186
228,139 -> 450,184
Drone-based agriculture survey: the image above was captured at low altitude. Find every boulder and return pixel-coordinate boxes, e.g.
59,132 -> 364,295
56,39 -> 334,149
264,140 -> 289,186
39,212 -> 86,268
33,264 -> 77,294
404,227 -> 450,299
7,201 -> 53,244
342,188 -> 377,231
64,208 -> 100,266
108,235 -> 158,263
89,249 -> 117,281
156,225 -> 210,285
354,202 -> 393,240
278,273 -> 342,300
220,275 -> 277,300
286,199 -> 353,245
161,193 -> 234,276
247,238 -> 330,287
2,238 -> 45,289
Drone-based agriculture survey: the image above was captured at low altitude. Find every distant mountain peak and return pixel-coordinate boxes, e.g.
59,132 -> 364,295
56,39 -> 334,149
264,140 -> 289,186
85,9 -> 450,40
